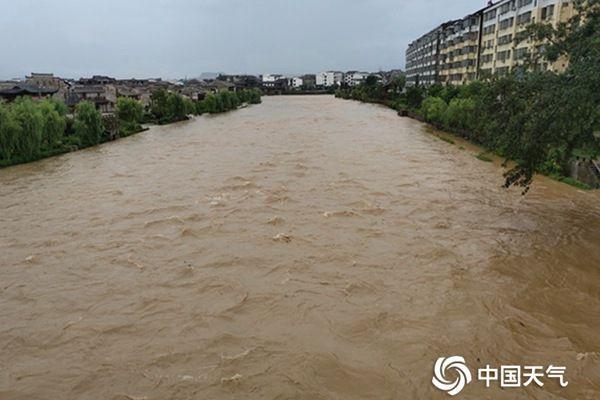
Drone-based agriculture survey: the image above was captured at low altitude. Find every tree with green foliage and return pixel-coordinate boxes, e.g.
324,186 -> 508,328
420,97 -> 447,126
499,0 -> 600,188
149,89 -> 192,123
45,97 -> 69,117
150,89 -> 169,122
38,99 -> 67,148
0,102 -> 22,162
200,93 -> 218,114
389,75 -> 406,96
438,85 -> 460,105
221,91 -> 233,111
74,101 -> 104,146
195,89 -> 261,115
405,85 -> 424,109
247,88 -> 262,104
167,92 -> 188,122
426,83 -> 444,98
11,98 -> 44,159
365,75 -> 379,86
116,97 -> 144,136
444,98 -> 477,132
183,97 -> 196,116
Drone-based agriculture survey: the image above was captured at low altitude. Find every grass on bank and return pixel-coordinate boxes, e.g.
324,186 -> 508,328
437,136 -> 455,145
551,175 -> 593,190
476,153 -> 493,163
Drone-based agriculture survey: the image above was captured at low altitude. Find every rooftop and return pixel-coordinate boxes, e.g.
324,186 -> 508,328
0,84 -> 58,95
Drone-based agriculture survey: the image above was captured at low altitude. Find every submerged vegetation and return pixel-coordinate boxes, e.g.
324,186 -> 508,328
0,88 -> 262,167
337,0 -> 599,191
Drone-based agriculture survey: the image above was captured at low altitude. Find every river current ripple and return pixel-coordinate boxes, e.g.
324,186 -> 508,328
1,96 -> 599,399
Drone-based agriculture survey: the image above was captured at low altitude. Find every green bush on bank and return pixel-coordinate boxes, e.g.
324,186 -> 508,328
420,97 -> 447,126
443,98 -> 477,132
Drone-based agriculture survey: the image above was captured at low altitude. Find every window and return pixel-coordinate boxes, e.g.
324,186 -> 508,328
480,68 -> 493,76
514,47 -> 528,60
517,11 -> 532,25
484,9 -> 497,22
483,24 -> 496,35
542,5 -> 555,20
499,3 -> 511,14
518,0 -> 533,7
496,66 -> 510,76
481,54 -> 494,63
499,17 -> 514,30
497,49 -> 511,62
498,34 -> 513,45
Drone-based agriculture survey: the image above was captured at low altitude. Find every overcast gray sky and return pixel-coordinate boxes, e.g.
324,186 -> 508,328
0,0 -> 481,79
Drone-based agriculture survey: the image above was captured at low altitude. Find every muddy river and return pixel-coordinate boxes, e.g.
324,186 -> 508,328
1,95 -> 599,399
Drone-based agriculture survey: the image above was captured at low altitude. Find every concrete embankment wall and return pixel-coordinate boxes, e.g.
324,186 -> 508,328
571,160 -> 600,189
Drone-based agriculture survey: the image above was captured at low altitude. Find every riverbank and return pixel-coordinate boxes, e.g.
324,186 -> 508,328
337,94 -> 598,191
400,107 -> 598,190
0,124 -> 151,169
336,8 -> 600,191
0,89 -> 262,169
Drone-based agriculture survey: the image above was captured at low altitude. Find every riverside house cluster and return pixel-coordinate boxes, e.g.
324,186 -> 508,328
405,0 -> 575,86
0,70 -> 404,111
0,73 -> 250,113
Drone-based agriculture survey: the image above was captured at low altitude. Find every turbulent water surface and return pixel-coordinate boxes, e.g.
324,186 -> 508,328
1,96 -> 599,400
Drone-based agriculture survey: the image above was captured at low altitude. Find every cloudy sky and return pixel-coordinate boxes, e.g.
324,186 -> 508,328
0,0 -> 480,79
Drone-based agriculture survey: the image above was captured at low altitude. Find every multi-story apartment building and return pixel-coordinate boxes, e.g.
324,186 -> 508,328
316,71 -> 344,87
479,0 -> 573,77
344,71 -> 370,87
405,0 -> 574,86
291,76 -> 304,88
438,10 -> 484,85
261,74 -> 284,83
405,24 -> 447,86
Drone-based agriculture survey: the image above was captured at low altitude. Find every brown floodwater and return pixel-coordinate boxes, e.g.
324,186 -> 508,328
0,95 -> 599,400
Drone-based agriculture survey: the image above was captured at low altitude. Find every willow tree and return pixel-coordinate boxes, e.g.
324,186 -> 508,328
74,101 -> 104,146
0,102 -> 21,162
116,97 -> 143,135
167,92 -> 187,121
39,99 -> 67,149
11,98 -> 44,159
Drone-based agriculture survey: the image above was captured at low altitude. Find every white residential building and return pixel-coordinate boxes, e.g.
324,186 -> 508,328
291,77 -> 304,88
316,71 -> 344,87
262,74 -> 284,83
344,71 -> 370,87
